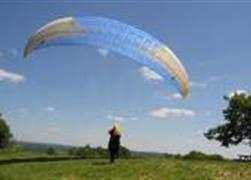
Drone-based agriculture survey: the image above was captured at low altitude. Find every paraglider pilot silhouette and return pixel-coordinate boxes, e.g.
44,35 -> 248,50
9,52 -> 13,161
108,124 -> 121,163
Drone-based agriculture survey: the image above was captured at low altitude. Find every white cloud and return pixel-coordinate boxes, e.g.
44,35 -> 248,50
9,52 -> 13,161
46,106 -> 55,112
228,89 -> 248,98
166,93 -> 183,100
107,114 -> 125,122
98,48 -> 109,57
107,114 -> 138,122
150,107 -> 195,119
0,69 -> 25,84
139,66 -> 163,81
190,81 -> 207,88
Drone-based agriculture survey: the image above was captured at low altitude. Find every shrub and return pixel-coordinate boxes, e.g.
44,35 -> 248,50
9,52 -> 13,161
0,114 -> 12,149
47,147 -> 56,155
183,151 -> 224,161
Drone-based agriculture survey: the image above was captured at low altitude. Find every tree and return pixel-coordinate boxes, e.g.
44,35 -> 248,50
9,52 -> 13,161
183,151 -> 224,161
120,146 -> 131,158
0,113 -> 12,148
205,93 -> 251,148
47,147 -> 56,155
75,145 -> 93,158
68,147 -> 77,156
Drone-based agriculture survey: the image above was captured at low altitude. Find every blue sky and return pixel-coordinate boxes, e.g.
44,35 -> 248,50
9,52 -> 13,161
0,2 -> 251,158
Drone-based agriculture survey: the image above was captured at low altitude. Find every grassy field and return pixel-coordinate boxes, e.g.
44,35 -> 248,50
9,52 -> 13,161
0,148 -> 68,161
0,157 -> 250,180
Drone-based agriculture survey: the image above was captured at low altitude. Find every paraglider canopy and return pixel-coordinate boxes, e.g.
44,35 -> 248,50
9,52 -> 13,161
24,16 -> 190,97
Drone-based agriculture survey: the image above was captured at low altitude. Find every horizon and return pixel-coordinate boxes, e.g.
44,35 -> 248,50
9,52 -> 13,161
1,2 -> 251,158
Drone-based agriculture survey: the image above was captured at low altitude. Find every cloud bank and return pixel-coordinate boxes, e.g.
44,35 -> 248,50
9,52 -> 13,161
98,48 -> 109,57
46,106 -> 55,112
107,114 -> 138,122
150,107 -> 195,119
228,89 -> 248,98
166,93 -> 183,100
0,69 -> 25,84
139,66 -> 163,81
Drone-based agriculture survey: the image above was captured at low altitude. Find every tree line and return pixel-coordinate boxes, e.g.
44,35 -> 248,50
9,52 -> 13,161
67,145 -> 131,158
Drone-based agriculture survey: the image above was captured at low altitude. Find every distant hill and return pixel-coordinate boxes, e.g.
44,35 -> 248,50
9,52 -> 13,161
131,151 -> 165,158
14,140 -> 165,157
14,141 -> 75,151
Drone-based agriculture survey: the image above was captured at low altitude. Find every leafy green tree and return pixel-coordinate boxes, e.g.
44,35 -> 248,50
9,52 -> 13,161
95,146 -> 107,158
68,147 -> 77,156
67,145 -> 131,159
75,145 -> 93,158
47,147 -> 56,155
0,113 -> 12,149
183,151 -> 224,161
120,146 -> 131,158
205,93 -> 251,148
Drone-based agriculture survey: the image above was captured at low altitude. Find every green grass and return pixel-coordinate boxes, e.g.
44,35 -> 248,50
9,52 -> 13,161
0,148 -> 67,161
0,158 -> 250,180
0,149 -> 42,160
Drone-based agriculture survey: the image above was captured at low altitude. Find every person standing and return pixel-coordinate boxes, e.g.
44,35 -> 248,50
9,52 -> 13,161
108,124 -> 122,163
